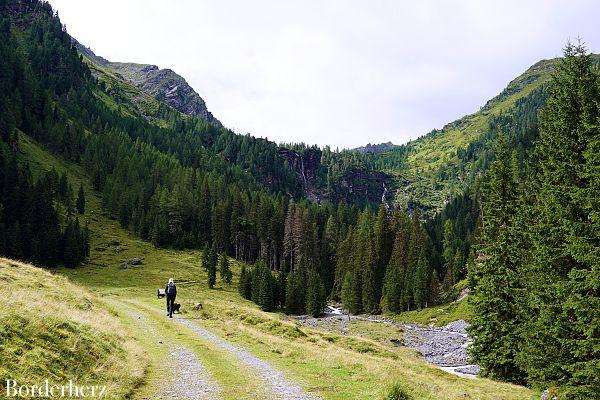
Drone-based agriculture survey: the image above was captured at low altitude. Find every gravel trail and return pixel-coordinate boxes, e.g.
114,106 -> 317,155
121,304 -> 222,399
176,317 -> 320,400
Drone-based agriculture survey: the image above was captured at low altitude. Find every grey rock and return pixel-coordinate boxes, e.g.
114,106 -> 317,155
120,257 -> 143,269
353,142 -> 398,154
402,320 -> 477,376
129,257 -> 143,265
540,389 -> 558,400
73,41 -> 221,127
454,365 -> 480,375
443,319 -> 469,334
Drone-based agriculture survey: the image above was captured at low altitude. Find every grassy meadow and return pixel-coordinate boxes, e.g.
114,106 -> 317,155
0,259 -> 146,398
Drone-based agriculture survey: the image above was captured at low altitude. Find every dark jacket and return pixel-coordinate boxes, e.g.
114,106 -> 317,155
165,282 -> 177,297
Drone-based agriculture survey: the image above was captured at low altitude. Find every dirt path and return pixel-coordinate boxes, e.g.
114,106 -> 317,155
120,300 -> 319,400
176,317 -> 320,400
121,305 -> 222,399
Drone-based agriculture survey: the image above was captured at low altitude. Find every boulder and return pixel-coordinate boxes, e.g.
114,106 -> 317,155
120,257 -> 143,269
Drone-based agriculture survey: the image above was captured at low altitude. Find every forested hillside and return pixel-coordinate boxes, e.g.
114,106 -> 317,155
77,42 -> 393,208
469,43 -> 600,398
368,55 -> 597,215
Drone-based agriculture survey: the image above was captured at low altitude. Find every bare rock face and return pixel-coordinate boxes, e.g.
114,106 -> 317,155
120,257 -> 143,269
353,141 -> 398,154
277,147 -> 393,205
74,41 -> 221,127
116,64 -> 222,127
540,389 -> 558,400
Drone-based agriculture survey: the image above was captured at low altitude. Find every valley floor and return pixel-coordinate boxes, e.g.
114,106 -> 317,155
19,135 -> 537,399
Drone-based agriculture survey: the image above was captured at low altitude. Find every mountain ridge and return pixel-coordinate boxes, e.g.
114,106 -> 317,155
76,36 -> 598,216
353,141 -> 398,154
75,41 -> 222,127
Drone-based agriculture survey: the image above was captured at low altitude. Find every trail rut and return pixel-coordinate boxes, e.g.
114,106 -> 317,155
121,304 -> 222,399
176,317 -> 320,400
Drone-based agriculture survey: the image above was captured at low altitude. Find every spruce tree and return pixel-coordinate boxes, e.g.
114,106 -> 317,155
203,245 -> 218,289
275,269 -> 287,309
518,42 -> 600,396
305,269 -> 326,317
373,205 -> 391,306
412,256 -> 430,309
76,184 -> 85,214
238,264 -> 252,299
357,211 -> 378,313
62,218 -> 83,268
285,270 -> 306,314
442,219 -> 456,287
382,211 -> 410,312
219,252 -> 232,285
254,262 -> 276,311
341,269 -> 362,314
428,270 -> 440,306
468,134 -> 525,383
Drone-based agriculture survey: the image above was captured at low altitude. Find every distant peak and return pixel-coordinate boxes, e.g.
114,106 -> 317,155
73,39 -> 221,127
353,142 -> 398,154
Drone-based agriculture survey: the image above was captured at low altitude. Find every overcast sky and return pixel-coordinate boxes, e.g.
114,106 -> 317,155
47,0 -> 600,149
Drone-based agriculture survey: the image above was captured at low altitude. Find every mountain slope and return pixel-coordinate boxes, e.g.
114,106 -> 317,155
0,258 -> 145,396
371,57 -> 569,213
77,42 -> 393,207
76,42 -> 222,127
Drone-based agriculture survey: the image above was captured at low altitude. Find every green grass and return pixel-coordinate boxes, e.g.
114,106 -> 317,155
0,259 -> 146,398
388,299 -> 473,327
82,55 -> 180,129
405,59 -> 552,175
16,134 -> 537,399
387,58 -> 556,214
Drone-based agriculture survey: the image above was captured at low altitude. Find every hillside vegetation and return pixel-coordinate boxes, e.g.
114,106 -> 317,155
376,59 -> 553,213
76,41 -> 222,126
376,55 -> 600,215
0,258 -> 145,397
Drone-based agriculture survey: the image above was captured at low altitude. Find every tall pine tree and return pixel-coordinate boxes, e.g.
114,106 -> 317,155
518,42 -> 600,396
469,134 -> 525,383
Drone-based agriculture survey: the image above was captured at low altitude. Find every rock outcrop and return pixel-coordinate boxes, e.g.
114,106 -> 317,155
353,141 -> 398,154
74,42 -> 222,127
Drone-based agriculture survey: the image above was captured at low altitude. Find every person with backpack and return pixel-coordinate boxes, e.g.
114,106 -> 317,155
165,278 -> 177,318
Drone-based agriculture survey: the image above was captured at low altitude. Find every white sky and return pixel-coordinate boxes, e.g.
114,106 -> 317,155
47,0 -> 600,149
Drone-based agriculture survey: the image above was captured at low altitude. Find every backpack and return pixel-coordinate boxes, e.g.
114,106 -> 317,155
166,282 -> 176,296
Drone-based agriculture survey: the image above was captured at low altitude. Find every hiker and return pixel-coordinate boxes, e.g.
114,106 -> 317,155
165,278 -> 177,318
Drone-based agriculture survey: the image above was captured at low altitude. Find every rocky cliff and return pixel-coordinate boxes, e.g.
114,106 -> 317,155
75,42 -> 222,127
353,141 -> 398,154
278,147 -> 393,206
